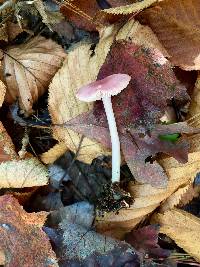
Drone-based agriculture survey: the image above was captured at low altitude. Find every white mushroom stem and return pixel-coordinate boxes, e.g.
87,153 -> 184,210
102,96 -> 120,183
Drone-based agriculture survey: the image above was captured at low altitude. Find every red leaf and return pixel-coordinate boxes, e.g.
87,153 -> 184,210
65,42 -> 191,187
97,41 -> 188,131
125,225 -> 170,259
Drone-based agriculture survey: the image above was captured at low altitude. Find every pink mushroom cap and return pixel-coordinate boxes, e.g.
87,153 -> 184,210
76,74 -> 131,102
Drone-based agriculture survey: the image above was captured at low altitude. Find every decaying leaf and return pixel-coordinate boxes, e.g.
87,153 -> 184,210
60,0 -> 100,31
3,36 -> 66,114
138,0 -> 200,70
65,40 -> 189,186
0,158 -> 48,188
6,21 -> 25,42
125,225 -> 170,259
40,142 -> 68,164
0,195 -> 58,266
0,121 -> 18,162
34,0 -> 64,29
102,0 -> 159,14
48,202 -> 139,266
49,25 -> 118,163
152,208 -> 200,262
0,24 -> 8,42
96,151 -> 200,239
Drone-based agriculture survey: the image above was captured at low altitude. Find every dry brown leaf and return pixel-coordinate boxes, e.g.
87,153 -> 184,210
3,36 -> 66,114
178,184 -> 200,207
187,74 -> 200,125
40,142 -> 68,164
96,151 -> 200,239
0,158 -> 48,188
0,194 -> 58,266
49,25 -> 118,163
102,0 -> 159,14
138,0 -> 200,70
60,0 -> 100,31
34,0 -> 64,29
152,208 -> 200,262
6,21 -> 24,41
6,187 -> 39,205
0,121 -> 18,162
0,80 -> 6,107
159,184 -> 190,213
116,19 -> 169,56
0,24 -> 8,42
186,74 -> 200,152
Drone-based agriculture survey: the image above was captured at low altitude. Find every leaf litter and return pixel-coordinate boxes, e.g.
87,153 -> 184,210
1,0 -> 200,266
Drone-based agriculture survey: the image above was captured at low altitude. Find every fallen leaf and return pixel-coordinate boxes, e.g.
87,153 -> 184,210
48,201 -> 139,266
65,41 -> 189,186
60,0 -> 100,31
187,74 -> 200,126
0,158 -> 49,188
40,142 -> 68,164
52,20 -> 75,41
159,184 -> 191,213
0,79 -> 6,107
3,36 -> 66,114
186,74 -> 200,153
6,21 -> 24,42
96,151 -> 200,239
34,0 -> 64,29
102,0 -> 159,14
0,195 -> 58,266
0,24 -> 8,42
152,208 -> 200,263
178,184 -> 200,207
116,19 -> 169,57
138,0 -> 200,70
0,121 -> 18,162
125,225 -> 170,259
49,25 -> 118,163
6,187 -> 39,205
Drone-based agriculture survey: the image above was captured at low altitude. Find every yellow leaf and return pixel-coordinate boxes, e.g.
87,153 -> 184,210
40,142 -> 68,164
152,208 -> 200,262
3,36 -> 66,114
0,80 -> 6,107
49,25 -> 118,163
102,0 -> 159,14
0,158 -> 49,188
138,0 -> 200,70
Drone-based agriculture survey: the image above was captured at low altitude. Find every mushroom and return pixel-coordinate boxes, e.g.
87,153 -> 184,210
76,73 -> 131,183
